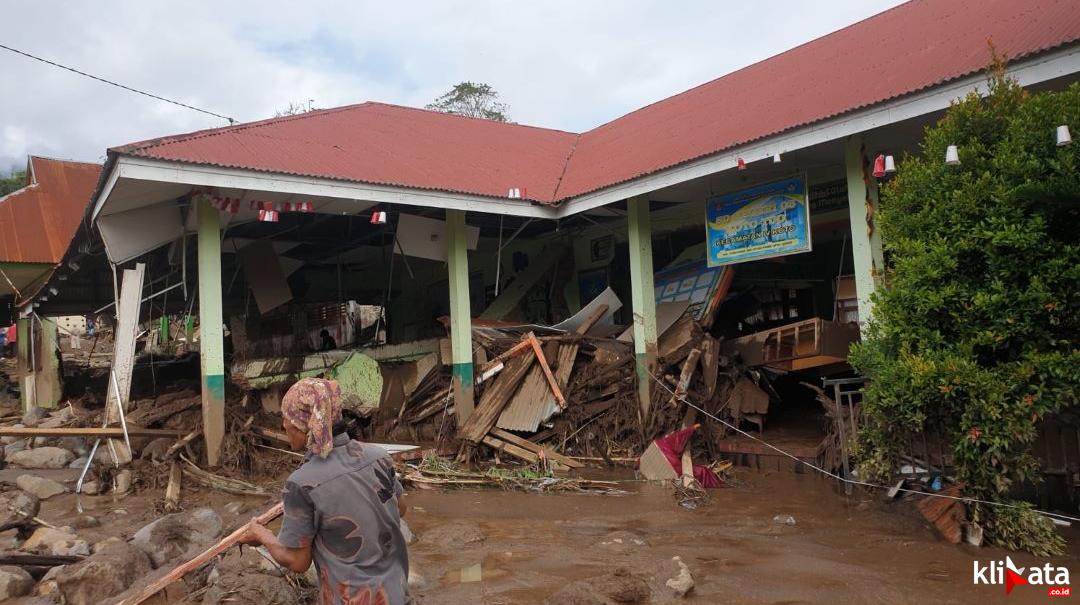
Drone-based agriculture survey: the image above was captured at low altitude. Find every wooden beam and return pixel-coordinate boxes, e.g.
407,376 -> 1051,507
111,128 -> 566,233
164,461 -> 181,512
527,334 -> 566,409
458,343 -> 535,443
668,348 -> 702,408
488,428 -> 584,469
0,427 -> 187,438
481,435 -> 538,464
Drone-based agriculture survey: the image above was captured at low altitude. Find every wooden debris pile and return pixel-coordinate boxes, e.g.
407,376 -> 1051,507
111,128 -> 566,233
376,300 -> 758,468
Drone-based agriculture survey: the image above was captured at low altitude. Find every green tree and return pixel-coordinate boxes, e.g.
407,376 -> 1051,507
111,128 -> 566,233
426,82 -> 510,122
0,169 -> 26,196
850,60 -> 1080,555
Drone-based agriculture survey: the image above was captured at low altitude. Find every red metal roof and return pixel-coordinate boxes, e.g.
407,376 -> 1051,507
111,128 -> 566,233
0,157 -> 102,264
113,0 -> 1080,206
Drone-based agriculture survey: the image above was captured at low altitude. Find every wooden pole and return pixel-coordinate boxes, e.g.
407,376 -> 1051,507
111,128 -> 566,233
527,334 -> 566,409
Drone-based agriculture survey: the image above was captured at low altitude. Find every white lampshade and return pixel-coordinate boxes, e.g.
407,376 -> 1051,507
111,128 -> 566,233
945,144 -> 961,165
884,155 -> 896,173
1057,125 -> 1072,146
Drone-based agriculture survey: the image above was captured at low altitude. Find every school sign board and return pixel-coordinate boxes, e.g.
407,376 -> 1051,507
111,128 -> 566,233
706,176 -> 812,267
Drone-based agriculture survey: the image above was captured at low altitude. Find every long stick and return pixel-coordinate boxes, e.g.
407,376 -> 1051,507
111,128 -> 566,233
528,334 -> 566,409
117,502 -> 284,605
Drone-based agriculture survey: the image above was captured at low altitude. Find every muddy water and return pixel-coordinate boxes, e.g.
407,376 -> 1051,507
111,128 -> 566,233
405,470 -> 1080,605
20,468 -> 1080,604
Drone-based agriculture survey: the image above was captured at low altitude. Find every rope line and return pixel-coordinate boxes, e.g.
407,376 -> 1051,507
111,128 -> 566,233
0,43 -> 235,124
646,370 -> 1080,524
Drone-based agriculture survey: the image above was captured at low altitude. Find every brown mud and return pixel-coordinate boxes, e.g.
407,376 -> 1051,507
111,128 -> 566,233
12,466 -> 1080,604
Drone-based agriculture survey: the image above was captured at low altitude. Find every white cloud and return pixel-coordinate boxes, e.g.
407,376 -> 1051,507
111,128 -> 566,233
0,0 -> 905,170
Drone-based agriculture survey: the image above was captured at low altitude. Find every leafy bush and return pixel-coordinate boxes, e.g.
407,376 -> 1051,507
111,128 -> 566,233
850,58 -> 1080,554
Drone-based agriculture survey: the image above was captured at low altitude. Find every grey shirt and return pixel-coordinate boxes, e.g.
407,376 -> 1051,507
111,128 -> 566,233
278,434 -> 408,605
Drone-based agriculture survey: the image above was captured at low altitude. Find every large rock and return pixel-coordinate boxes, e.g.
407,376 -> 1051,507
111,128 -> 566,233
57,538 -> 152,605
93,439 -> 132,465
4,440 -> 27,458
0,490 -> 40,527
15,474 -> 67,500
0,566 -> 34,600
132,507 -> 223,567
8,446 -> 76,469
22,526 -> 90,556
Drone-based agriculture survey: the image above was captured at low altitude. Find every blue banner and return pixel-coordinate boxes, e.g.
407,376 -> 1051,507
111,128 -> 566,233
706,176 -> 811,267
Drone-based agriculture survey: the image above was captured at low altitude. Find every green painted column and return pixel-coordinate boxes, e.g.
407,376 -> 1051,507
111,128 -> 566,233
844,135 -> 886,326
197,196 -> 226,467
446,209 -> 475,421
627,195 -> 658,422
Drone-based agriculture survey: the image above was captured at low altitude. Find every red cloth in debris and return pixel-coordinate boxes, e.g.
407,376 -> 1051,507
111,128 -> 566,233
654,426 -> 725,488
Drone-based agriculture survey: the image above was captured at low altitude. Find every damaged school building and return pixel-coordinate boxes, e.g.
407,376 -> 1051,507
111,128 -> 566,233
4,0 -> 1080,505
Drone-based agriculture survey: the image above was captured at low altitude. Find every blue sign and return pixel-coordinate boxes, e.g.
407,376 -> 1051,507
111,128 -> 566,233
706,176 -> 811,267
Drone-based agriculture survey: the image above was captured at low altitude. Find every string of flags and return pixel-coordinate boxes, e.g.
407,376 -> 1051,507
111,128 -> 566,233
507,187 -> 528,199
195,192 -> 315,222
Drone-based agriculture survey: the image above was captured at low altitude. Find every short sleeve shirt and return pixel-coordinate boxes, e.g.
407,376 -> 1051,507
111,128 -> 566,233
278,434 -> 408,605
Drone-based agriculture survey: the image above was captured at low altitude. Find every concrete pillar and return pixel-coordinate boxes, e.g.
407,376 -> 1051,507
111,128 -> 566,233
34,318 -> 61,409
627,195 -> 658,422
197,196 -> 226,467
16,316 -> 32,411
446,209 -> 475,421
844,135 -> 886,326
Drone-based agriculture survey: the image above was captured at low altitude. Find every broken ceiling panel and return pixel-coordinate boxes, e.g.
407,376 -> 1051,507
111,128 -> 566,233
97,203 -> 184,264
395,213 -> 479,262
238,239 -> 293,314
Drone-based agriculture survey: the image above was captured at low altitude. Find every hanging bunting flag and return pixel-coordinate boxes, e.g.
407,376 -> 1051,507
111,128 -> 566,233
258,209 -> 280,222
371,210 -> 387,224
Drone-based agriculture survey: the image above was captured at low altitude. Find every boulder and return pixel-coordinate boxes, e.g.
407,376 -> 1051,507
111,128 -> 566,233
0,565 -> 34,600
4,440 -> 27,458
1,490 -> 40,526
56,538 -> 152,605
132,507 -> 223,567
114,469 -> 133,494
80,480 -> 101,495
15,474 -> 67,500
68,455 -> 90,469
35,563 -> 65,598
22,526 -> 90,557
8,446 -> 76,469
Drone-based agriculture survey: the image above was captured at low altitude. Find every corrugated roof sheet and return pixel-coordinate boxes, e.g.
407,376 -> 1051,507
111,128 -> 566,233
0,157 -> 101,264
112,0 -> 1080,206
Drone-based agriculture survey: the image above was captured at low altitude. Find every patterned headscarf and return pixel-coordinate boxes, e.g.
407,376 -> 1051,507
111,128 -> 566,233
281,377 -> 343,458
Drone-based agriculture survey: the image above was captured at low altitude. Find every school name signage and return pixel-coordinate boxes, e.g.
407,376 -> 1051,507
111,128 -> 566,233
705,176 -> 812,267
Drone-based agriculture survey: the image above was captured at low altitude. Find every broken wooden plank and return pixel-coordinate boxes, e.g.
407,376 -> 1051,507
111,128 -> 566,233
668,348 -> 702,408
0,427 -> 187,438
681,448 -> 694,488
126,391 -> 200,427
528,334 -> 566,409
657,314 -> 701,364
164,461 -> 181,513
165,429 -> 202,459
481,435 -> 539,464
116,502 -> 284,605
458,341 -> 536,443
488,428 -> 583,469
479,244 -> 566,320
700,337 -> 720,398
0,553 -> 83,567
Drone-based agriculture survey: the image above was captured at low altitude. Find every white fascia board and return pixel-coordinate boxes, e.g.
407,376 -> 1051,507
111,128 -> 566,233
90,164 -> 123,222
100,156 -> 559,220
552,44 -> 1080,218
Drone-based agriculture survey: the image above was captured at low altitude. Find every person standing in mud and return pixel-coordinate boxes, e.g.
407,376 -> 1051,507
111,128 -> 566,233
240,377 -> 409,604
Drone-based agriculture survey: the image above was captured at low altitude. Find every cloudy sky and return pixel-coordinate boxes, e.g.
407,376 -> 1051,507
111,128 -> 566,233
1,1 -> 906,172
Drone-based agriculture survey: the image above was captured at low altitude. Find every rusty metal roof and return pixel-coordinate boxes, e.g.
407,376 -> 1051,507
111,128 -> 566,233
0,157 -> 101,264
110,0 -> 1080,205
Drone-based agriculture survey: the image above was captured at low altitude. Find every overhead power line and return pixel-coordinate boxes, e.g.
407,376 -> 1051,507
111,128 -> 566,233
0,42 -> 236,124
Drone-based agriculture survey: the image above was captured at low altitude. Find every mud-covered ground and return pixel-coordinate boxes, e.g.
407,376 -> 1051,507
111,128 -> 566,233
19,465 -> 1080,604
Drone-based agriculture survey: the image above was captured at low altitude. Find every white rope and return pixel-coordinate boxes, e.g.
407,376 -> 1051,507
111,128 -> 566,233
647,371 -> 1080,524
